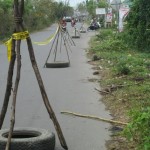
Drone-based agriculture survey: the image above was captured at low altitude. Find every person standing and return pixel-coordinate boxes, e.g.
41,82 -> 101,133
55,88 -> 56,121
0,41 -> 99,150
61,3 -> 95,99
60,17 -> 67,31
71,17 -> 76,27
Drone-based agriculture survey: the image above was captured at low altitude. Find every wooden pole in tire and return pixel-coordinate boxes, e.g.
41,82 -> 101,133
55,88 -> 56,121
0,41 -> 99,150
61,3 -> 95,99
26,37 -> 68,149
0,0 -> 68,149
0,39 -> 16,129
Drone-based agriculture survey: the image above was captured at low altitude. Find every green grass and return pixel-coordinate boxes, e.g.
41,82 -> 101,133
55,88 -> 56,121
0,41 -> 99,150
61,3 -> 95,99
89,29 -> 150,150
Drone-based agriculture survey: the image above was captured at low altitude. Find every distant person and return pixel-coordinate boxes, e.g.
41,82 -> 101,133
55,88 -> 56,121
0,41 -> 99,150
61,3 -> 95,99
97,21 -> 101,28
71,17 -> 76,27
87,17 -> 100,31
60,17 -> 67,31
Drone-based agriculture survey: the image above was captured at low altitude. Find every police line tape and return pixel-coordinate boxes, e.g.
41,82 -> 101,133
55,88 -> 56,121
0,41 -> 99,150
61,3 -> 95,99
33,26 -> 59,45
4,26 -> 59,61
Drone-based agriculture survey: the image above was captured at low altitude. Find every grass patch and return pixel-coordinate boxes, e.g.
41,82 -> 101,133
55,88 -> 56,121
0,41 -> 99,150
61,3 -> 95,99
89,29 -> 150,150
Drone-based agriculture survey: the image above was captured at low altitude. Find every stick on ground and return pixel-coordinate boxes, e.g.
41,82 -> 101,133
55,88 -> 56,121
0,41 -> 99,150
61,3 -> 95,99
61,111 -> 128,125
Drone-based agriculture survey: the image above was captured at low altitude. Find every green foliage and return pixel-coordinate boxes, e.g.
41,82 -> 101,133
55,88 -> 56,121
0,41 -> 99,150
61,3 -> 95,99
0,0 -> 12,12
96,29 -> 114,41
90,28 -> 150,149
124,108 -> 150,150
116,61 -> 131,75
86,0 -> 96,16
93,29 -> 128,52
54,2 -> 74,19
125,0 -> 150,51
0,0 -> 73,39
115,53 -> 150,76
77,2 -> 86,14
86,0 -> 108,17
0,0 -> 13,39
97,0 -> 108,8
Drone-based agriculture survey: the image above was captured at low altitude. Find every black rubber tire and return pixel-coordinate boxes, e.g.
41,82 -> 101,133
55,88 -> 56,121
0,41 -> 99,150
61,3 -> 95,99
46,61 -> 70,68
0,128 -> 55,150
80,31 -> 86,33
72,36 -> 80,38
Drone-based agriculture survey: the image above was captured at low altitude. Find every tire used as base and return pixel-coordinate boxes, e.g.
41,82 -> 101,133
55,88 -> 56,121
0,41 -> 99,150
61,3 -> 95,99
80,31 -> 86,33
0,128 -> 55,150
72,36 -> 80,38
45,61 -> 70,68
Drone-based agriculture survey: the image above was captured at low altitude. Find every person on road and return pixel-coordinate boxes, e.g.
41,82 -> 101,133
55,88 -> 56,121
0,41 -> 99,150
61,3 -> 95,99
60,17 -> 67,31
71,17 -> 76,27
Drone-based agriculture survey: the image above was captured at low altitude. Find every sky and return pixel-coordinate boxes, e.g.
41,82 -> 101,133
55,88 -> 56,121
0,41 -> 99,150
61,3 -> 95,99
56,0 -> 85,7
69,0 -> 85,7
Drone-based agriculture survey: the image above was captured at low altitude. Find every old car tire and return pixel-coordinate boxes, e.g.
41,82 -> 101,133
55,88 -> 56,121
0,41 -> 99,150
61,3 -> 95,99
0,128 -> 55,150
72,36 -> 80,38
45,61 -> 70,68
80,30 -> 86,33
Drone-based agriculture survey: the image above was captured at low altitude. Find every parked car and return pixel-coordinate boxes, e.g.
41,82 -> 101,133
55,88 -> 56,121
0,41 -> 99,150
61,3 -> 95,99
65,16 -> 71,22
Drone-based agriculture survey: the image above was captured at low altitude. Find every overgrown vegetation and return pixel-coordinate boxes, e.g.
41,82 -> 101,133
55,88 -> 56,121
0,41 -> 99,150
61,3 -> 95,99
85,0 -> 108,16
124,0 -> 150,51
89,28 -> 150,149
88,1 -> 150,148
0,0 -> 73,40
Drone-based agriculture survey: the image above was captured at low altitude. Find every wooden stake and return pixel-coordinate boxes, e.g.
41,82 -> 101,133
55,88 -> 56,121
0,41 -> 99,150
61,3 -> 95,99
1,0 -> 68,150
61,111 -> 128,125
0,40 -> 16,129
5,40 -> 22,150
26,37 -> 68,149
5,0 -> 23,149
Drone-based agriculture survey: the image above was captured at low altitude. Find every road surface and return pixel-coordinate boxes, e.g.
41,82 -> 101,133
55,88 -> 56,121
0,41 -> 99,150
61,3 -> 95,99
0,22 -> 111,150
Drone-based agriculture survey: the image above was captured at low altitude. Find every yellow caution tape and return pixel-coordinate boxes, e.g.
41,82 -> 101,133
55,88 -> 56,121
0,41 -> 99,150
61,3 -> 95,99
12,31 -> 29,40
4,26 -> 59,61
4,31 -> 29,61
33,26 -> 59,45
4,38 -> 12,62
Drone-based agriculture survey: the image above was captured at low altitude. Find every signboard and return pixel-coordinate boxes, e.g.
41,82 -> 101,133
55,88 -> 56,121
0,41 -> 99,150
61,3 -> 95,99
119,5 -> 130,32
106,13 -> 113,23
96,8 -> 106,15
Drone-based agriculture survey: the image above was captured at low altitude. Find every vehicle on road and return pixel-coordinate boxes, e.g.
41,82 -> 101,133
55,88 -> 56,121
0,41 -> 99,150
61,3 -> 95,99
65,16 -> 72,22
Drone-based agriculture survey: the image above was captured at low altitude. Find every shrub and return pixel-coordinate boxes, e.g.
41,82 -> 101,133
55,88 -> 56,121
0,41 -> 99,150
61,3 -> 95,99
124,107 -> 150,150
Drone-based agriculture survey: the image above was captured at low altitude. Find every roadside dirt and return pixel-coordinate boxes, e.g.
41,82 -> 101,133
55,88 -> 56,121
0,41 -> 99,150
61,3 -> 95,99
87,53 -> 136,150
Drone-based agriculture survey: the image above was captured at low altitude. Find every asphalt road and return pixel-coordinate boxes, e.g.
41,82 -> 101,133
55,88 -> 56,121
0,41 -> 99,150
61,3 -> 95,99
0,22 -> 111,150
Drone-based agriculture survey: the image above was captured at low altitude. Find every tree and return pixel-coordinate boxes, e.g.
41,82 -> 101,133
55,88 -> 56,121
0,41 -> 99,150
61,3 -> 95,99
0,0 -> 13,38
125,0 -> 150,51
97,0 -> 108,8
86,0 -> 108,17
86,0 -> 96,16
0,0 -> 74,39
77,2 -> 87,14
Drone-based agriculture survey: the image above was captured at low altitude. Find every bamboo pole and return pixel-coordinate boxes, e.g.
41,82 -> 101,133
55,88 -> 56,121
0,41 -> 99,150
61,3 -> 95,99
61,111 -> 128,125
66,30 -> 76,46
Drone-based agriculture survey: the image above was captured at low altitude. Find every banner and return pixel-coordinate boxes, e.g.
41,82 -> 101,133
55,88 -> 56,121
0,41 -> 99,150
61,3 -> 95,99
119,5 -> 130,32
96,8 -> 106,15
106,13 -> 112,23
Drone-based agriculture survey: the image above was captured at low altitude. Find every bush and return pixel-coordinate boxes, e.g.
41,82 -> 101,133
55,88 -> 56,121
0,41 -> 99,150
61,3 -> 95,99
124,107 -> 150,150
116,61 -> 131,75
124,0 -> 150,51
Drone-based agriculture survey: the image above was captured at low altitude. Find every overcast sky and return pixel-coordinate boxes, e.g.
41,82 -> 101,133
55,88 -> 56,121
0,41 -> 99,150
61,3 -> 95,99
56,0 -> 85,7
69,0 -> 85,7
